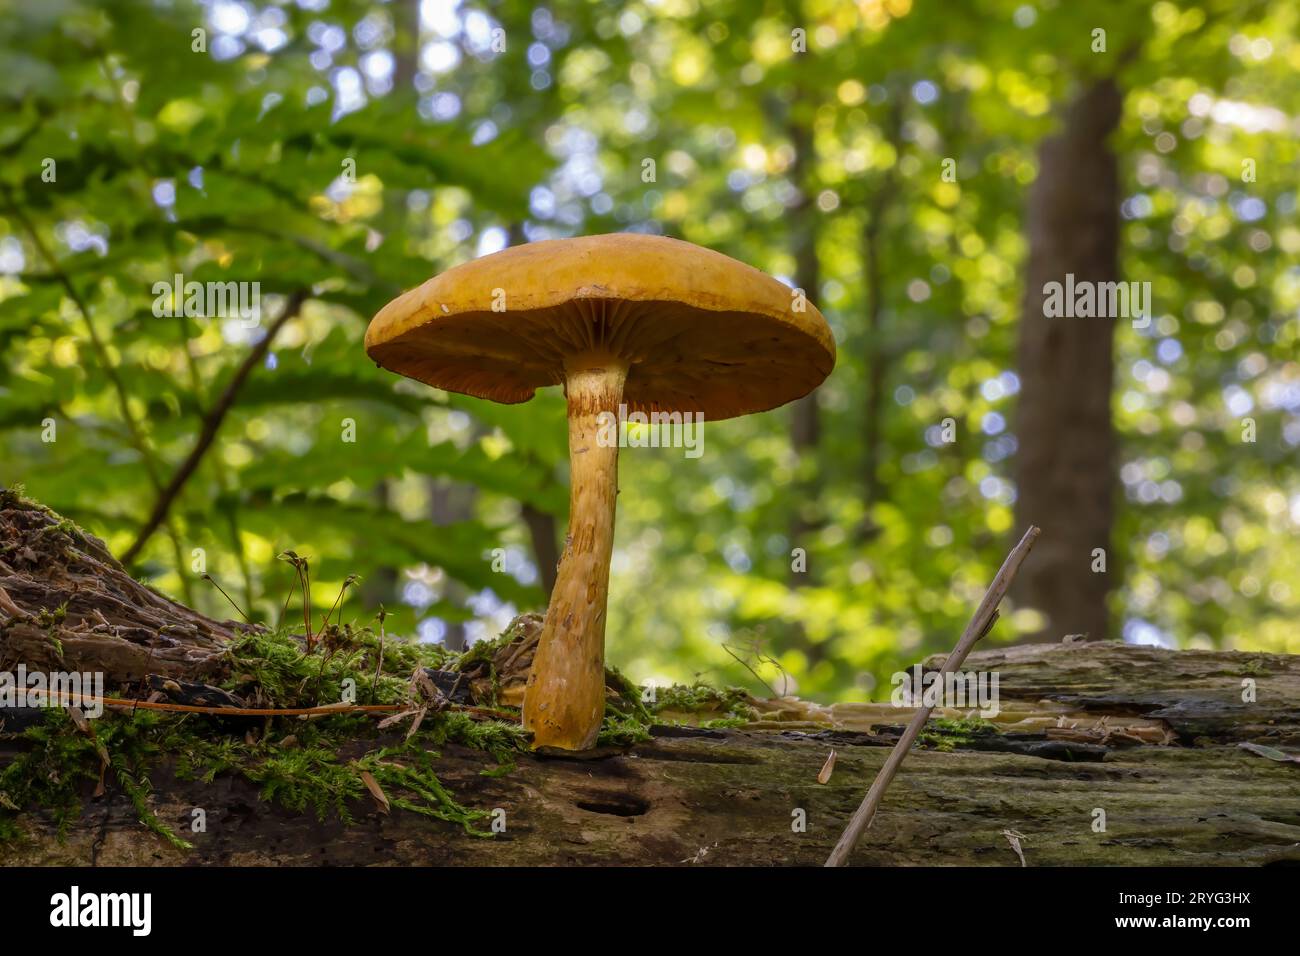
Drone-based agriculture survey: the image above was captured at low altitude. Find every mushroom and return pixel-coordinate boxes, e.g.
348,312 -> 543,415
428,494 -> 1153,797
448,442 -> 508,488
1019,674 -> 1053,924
366,233 -> 835,749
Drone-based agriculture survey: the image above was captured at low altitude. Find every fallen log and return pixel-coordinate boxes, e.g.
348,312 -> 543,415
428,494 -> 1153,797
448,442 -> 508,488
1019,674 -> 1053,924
0,489 -> 239,683
2,489 -> 1298,866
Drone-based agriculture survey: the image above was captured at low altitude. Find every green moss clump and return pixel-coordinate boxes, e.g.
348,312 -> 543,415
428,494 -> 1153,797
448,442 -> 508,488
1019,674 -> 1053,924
0,704 -> 521,848
0,617 -> 544,850
0,484 -> 47,513
223,735 -> 491,834
1240,657 -> 1270,677
698,717 -> 751,729
0,709 -> 191,850
221,624 -> 446,709
918,716 -> 1000,752
426,711 -> 527,764
0,709 -> 100,843
652,682 -> 758,723
597,712 -> 653,746
453,616 -> 531,673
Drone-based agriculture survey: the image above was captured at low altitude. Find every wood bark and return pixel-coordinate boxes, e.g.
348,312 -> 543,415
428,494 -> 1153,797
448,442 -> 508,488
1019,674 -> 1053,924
3,491 -> 1298,866
860,95 -> 904,522
1013,79 -> 1123,642
521,502 -> 559,599
0,493 -> 239,682
786,108 -> 823,564
4,641 -> 1298,866
429,478 -> 476,652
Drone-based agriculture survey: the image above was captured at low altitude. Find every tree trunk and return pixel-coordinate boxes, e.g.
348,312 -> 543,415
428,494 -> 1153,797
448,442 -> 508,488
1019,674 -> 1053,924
520,502 -> 559,599
787,113 -> 823,566
390,0 -> 420,94
860,96 -> 903,528
1012,79 -> 1123,642
429,478 -> 475,652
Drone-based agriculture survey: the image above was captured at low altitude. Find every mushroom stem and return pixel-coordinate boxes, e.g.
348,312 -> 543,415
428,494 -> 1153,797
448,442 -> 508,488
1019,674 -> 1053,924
523,355 -> 629,750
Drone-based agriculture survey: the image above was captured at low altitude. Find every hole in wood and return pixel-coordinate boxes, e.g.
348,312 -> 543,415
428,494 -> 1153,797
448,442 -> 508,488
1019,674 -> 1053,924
575,793 -> 650,817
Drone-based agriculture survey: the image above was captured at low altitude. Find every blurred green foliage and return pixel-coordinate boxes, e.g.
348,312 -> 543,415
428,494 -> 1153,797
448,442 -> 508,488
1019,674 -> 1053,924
0,0 -> 1297,702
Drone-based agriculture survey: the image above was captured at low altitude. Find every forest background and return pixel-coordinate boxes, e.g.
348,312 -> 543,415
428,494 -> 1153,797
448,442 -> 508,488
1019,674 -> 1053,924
1,0 -> 1297,702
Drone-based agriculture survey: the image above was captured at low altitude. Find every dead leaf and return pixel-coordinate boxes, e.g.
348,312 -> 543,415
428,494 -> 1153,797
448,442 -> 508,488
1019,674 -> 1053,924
0,583 -> 22,618
65,706 -> 89,733
405,705 -> 427,741
680,841 -> 720,864
1239,742 -> 1300,765
817,749 -> 837,785
359,770 -> 390,814
1001,828 -> 1028,867
67,707 -> 110,797
377,708 -> 417,731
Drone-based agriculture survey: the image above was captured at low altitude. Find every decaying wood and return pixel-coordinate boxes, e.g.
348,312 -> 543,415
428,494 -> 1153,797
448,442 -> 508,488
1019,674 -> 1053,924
2,490 -> 1298,866
0,491 -> 241,683
4,638 -> 1297,866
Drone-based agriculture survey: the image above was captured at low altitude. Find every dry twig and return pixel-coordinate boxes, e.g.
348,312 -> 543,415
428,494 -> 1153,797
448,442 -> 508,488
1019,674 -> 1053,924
825,525 -> 1041,867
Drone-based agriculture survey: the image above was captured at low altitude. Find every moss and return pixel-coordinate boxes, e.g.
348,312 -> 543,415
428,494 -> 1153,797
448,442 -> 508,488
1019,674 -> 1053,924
0,709 -> 191,850
454,615 -> 534,673
603,664 -> 654,720
40,517 -> 79,539
356,747 -> 492,835
0,609 -> 771,850
1240,657 -> 1271,677
0,484 -> 52,515
111,753 -> 193,851
171,715 -> 499,835
652,682 -> 758,723
0,709 -> 98,842
586,679 -> 762,743
918,716 -> 1000,752
245,744 -> 364,822
0,618 -> 540,849
425,710 -> 527,764
598,712 -> 653,746
31,602 -> 69,653
0,704 -> 518,847
224,626 -> 410,708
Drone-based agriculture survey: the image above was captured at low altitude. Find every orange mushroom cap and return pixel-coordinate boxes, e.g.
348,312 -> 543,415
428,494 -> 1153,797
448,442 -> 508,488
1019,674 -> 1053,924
365,233 -> 835,420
